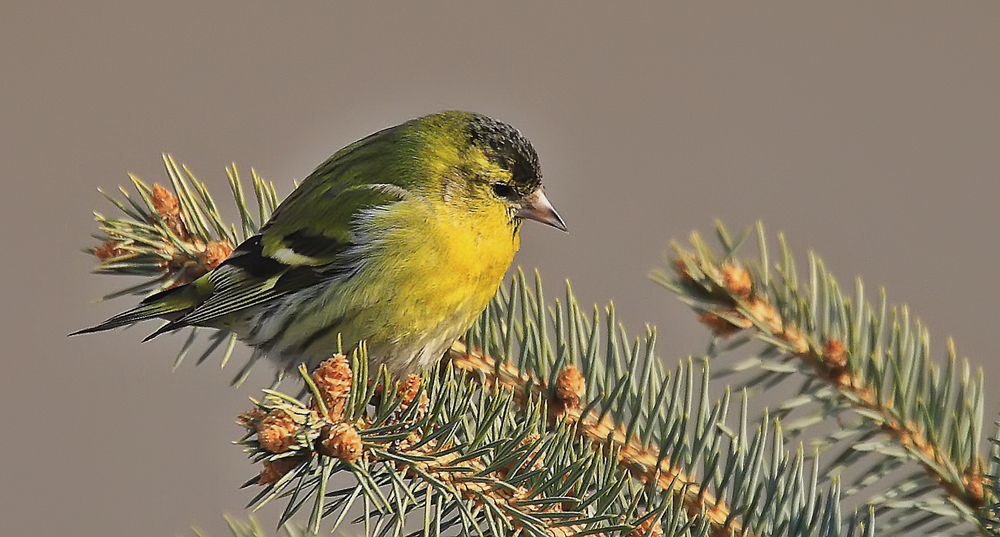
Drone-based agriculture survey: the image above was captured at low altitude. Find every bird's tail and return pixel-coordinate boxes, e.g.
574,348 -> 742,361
70,281 -> 206,338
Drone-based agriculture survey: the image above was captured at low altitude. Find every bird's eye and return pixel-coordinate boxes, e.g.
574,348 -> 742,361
491,183 -> 517,200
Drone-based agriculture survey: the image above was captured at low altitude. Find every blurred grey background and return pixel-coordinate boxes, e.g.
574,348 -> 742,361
3,2 -> 1000,535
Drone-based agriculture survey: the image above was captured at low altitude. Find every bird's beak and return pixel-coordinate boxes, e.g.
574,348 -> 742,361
517,188 -> 567,232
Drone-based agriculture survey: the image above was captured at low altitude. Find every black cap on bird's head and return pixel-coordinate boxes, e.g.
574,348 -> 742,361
466,113 -> 567,232
467,114 -> 542,194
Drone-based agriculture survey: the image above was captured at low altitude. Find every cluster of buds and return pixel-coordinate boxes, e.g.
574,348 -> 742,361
238,402 -> 319,485
149,184 -> 234,286
677,258 -> 810,355
447,346 -> 680,535
238,354 -> 366,485
159,239 -> 234,287
398,433 -> 578,536
238,355 -> 453,486
94,182 -> 234,288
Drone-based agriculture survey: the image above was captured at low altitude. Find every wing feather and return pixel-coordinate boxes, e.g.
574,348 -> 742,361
163,128 -> 413,331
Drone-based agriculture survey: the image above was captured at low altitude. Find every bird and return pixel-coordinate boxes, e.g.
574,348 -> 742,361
73,111 -> 566,376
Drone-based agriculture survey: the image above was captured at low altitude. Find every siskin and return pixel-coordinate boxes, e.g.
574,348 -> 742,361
74,111 -> 566,376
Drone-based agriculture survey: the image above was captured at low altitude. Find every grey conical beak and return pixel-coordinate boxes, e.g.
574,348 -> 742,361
517,188 -> 567,232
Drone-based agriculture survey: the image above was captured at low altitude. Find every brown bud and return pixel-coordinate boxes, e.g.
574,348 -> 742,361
398,374 -> 421,407
748,299 -> 782,333
783,326 -> 810,354
237,407 -> 267,429
963,467 -> 985,506
722,262 -> 752,298
697,311 -> 750,337
397,374 -> 429,418
673,257 -> 696,284
554,365 -> 585,410
258,455 -> 305,486
95,240 -> 127,261
310,354 -> 352,421
257,409 -> 298,453
151,183 -> 180,217
320,423 -> 363,463
161,214 -> 189,239
199,240 -> 233,271
822,339 -> 847,369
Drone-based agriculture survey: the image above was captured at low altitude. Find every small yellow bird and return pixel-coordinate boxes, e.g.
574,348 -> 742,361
74,111 -> 565,376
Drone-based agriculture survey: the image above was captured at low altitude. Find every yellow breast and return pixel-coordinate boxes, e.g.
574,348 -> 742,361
326,196 -> 519,367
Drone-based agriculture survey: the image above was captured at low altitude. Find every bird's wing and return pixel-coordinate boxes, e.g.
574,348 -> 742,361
169,186 -> 406,331
157,126 -> 415,332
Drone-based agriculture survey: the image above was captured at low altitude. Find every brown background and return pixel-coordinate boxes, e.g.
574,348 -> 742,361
4,3 -> 1000,536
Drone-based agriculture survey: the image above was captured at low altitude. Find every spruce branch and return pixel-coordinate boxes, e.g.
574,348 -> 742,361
984,426 -> 1000,533
653,221 -> 993,536
457,272 -> 871,537
85,155 -> 280,378
447,341 -> 737,534
236,338 -> 867,537
237,350 -> 653,536
82,160 -> 877,536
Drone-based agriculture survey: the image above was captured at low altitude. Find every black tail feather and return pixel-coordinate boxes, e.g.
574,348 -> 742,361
141,320 -> 186,341
70,285 -> 197,337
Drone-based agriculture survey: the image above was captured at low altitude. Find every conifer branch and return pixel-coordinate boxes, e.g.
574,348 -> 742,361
236,352 -> 661,536
448,341 -> 744,536
85,155 -> 280,377
653,222 -> 992,536
459,272 -> 871,537
984,428 -> 1000,532
82,160 -> 878,536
